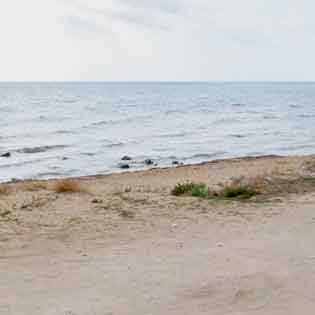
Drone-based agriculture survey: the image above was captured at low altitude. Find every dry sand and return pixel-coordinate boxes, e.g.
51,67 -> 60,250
1,154 -> 315,314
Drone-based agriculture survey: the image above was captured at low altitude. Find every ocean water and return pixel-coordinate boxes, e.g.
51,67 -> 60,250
0,82 -> 315,182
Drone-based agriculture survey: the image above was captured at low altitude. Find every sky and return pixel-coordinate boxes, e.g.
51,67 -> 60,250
0,0 -> 314,81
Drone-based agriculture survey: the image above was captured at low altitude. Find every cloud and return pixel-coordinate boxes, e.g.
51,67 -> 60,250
59,0 -> 184,32
61,15 -> 108,35
1,0 -> 315,81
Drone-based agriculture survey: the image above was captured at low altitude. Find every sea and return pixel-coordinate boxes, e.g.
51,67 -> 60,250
0,82 -> 315,182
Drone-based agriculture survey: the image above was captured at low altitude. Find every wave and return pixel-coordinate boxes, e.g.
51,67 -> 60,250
55,98 -> 78,104
184,152 -> 226,161
0,157 -> 55,168
82,152 -> 96,156
298,114 -> 315,118
165,109 -> 185,115
158,132 -> 188,138
86,120 -> 112,127
279,144 -> 315,152
214,117 -> 240,124
0,106 -> 15,113
36,171 -> 63,178
263,114 -> 278,119
17,145 -> 68,154
231,103 -> 246,107
55,129 -> 76,135
105,142 -> 124,148
229,133 -> 251,139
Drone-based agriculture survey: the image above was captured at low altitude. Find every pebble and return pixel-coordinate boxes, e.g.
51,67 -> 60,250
119,163 -> 130,169
145,159 -> 154,165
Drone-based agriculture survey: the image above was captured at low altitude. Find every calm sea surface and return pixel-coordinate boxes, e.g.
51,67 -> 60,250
0,82 -> 315,182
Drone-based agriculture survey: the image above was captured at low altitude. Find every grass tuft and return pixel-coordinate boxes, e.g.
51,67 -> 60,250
52,179 -> 83,194
172,178 -> 259,200
171,182 -> 209,198
171,182 -> 198,196
191,183 -> 209,198
221,185 -> 258,199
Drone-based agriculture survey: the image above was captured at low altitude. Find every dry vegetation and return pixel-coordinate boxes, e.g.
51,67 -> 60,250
0,184 -> 11,195
52,179 -> 84,194
23,182 -> 47,192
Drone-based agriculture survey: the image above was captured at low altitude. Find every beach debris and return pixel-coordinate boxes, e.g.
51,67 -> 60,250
1,152 -> 11,158
119,163 -> 130,169
119,210 -> 135,219
121,155 -> 132,161
91,198 -> 103,204
177,242 -> 183,249
144,159 -> 154,165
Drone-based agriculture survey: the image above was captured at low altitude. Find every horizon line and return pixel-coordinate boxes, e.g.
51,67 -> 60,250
0,80 -> 315,84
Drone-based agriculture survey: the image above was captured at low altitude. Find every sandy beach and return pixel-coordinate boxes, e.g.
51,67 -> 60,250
1,154 -> 315,314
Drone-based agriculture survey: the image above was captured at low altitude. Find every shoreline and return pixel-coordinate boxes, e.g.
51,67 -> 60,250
2,153 -> 300,185
1,153 -> 315,243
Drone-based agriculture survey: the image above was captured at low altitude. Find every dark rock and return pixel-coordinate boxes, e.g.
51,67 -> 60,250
144,159 -> 154,165
121,156 -> 132,161
1,152 -> 11,158
119,163 -> 130,169
61,157 -> 69,161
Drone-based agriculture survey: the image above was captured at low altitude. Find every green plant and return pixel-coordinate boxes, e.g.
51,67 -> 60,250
171,182 -> 209,198
171,182 -> 196,196
191,183 -> 209,198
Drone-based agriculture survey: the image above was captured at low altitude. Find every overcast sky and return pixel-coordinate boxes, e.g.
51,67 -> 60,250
1,0 -> 314,81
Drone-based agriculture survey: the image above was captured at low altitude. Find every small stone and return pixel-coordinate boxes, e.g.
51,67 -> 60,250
119,163 -> 130,169
172,161 -> 184,166
144,159 -> 154,165
121,156 -> 132,161
1,152 -> 11,158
